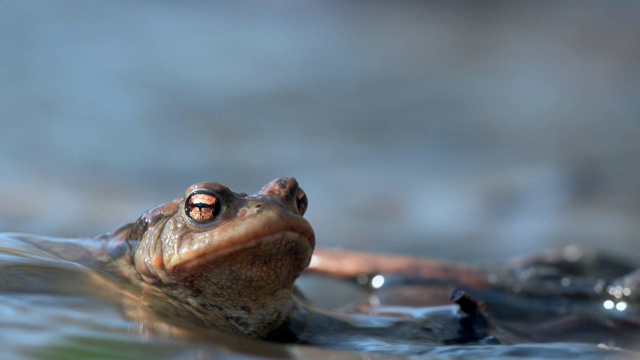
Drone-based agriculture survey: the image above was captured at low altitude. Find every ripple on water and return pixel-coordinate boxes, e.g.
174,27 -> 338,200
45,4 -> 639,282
0,235 -> 638,359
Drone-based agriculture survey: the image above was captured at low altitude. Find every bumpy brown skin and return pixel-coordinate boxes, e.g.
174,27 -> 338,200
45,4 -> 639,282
103,178 -> 315,338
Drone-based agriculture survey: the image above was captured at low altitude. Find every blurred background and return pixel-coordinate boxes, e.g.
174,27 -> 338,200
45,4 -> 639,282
1,0 -> 639,265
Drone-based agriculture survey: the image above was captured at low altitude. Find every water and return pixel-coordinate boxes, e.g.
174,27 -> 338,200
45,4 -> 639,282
0,234 -> 636,359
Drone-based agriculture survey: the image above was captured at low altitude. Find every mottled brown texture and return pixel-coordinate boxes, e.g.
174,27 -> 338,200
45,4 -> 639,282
106,177 -> 315,338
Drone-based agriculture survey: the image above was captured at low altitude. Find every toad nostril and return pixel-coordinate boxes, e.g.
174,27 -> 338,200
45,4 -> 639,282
277,178 -> 289,189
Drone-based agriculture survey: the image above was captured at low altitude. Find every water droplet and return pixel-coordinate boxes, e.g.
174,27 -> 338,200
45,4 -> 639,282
616,301 -> 628,311
614,287 -> 623,298
371,275 -> 385,289
356,273 -> 368,285
561,277 -> 571,286
603,300 -> 614,310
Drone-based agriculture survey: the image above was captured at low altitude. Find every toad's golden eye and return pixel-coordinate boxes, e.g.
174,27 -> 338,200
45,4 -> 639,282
185,191 -> 221,223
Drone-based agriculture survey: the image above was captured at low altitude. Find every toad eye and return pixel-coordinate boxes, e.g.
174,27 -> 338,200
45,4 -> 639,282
296,188 -> 308,216
185,190 -> 221,223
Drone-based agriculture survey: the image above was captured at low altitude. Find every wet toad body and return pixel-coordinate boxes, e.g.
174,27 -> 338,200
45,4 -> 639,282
16,178 -> 315,339
121,178 -> 315,338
